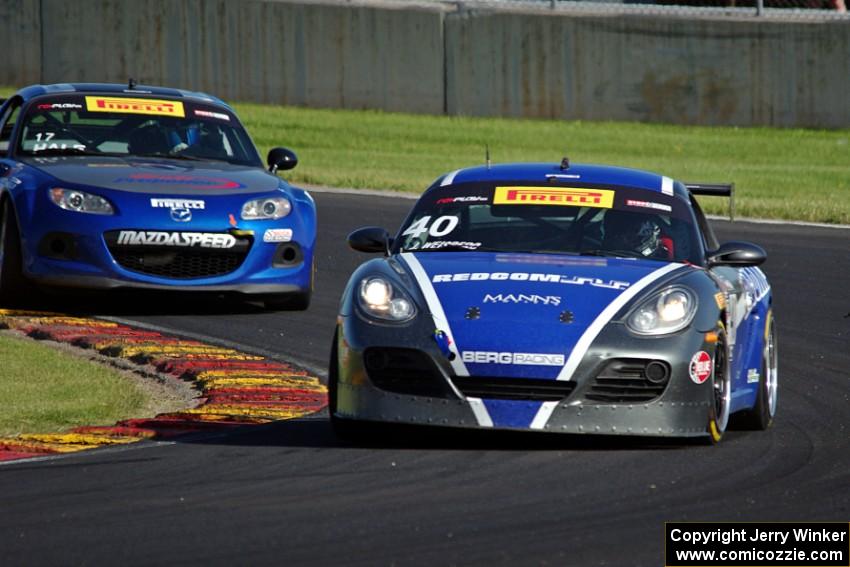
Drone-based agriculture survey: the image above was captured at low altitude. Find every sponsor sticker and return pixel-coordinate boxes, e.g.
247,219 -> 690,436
483,293 -> 561,306
461,351 -> 565,366
263,228 -> 293,243
194,109 -> 231,121
115,230 -> 236,249
747,368 -> 760,383
36,102 -> 83,111
435,196 -> 488,204
689,351 -> 712,384
150,198 -> 205,210
115,173 -> 244,189
432,272 -> 629,291
714,292 -> 726,310
741,266 -> 771,304
625,199 -> 672,213
493,186 -> 614,209
85,96 -> 185,117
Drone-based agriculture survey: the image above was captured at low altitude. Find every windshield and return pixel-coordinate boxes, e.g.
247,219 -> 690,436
16,94 -> 262,167
395,182 -> 704,264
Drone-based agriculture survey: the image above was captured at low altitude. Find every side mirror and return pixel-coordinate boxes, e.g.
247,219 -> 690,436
267,147 -> 298,173
707,241 -> 766,267
348,226 -> 391,255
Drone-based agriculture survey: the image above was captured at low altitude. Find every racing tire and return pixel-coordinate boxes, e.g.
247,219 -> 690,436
0,198 -> 27,307
327,328 -> 375,444
264,257 -> 315,311
263,291 -> 311,311
705,322 -> 731,445
735,310 -> 778,431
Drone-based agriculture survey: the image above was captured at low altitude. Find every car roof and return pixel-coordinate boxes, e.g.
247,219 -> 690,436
12,83 -> 232,111
429,162 -> 688,200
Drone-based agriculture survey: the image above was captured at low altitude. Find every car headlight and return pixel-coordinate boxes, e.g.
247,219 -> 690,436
627,286 -> 697,335
49,188 -> 114,215
241,197 -> 291,220
357,276 -> 416,322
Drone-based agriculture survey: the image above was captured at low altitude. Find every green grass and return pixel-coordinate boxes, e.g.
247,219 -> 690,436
235,103 -> 850,224
0,334 -> 150,436
4,86 -> 848,222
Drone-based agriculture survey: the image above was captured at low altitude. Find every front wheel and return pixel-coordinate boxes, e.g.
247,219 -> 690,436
327,328 -> 375,444
706,322 -> 731,444
736,310 -> 778,430
0,199 -> 27,306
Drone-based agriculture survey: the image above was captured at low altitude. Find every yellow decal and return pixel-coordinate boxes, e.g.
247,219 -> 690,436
494,187 -> 614,209
714,292 -> 726,310
85,96 -> 185,117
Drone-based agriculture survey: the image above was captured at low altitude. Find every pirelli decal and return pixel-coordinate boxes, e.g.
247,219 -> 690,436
85,96 -> 185,117
494,186 -> 614,209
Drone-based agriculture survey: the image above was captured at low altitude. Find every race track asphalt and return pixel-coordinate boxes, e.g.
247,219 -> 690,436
0,190 -> 847,566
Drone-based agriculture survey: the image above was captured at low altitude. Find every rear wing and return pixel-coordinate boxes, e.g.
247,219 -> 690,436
685,182 -> 735,221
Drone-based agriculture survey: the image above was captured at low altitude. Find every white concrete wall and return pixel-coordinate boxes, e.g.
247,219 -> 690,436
34,0 -> 448,113
1,0 -> 848,128
445,8 -> 850,128
0,0 -> 41,88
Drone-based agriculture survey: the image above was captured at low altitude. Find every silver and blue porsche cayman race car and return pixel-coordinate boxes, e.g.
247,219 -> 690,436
0,83 -> 315,310
329,161 -> 777,443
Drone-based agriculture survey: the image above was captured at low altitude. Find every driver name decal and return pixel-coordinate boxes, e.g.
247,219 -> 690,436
494,187 -> 614,209
116,231 -> 236,249
85,96 -> 185,118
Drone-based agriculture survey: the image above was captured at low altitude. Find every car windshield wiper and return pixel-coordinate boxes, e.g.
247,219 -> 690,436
131,152 -> 211,162
22,148 -> 125,158
499,249 -> 580,256
580,249 -> 645,259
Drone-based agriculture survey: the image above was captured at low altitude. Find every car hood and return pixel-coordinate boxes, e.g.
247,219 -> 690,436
401,251 -> 689,381
23,156 -> 280,196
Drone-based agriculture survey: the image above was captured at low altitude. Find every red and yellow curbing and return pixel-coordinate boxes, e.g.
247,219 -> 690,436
0,309 -> 327,462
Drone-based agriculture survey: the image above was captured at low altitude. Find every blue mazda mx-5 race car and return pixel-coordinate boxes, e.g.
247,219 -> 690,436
0,83 -> 315,310
330,161 -> 777,443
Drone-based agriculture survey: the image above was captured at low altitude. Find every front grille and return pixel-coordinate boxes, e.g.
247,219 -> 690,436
363,348 -> 453,398
584,359 -> 669,403
105,230 -> 251,280
452,376 -> 576,401
110,249 -> 247,279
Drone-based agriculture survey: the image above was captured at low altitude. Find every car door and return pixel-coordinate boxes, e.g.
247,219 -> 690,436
0,96 -> 23,191
691,193 -> 766,395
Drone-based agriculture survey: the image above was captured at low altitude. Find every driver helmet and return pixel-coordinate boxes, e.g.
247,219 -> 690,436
602,210 -> 662,257
127,123 -> 171,155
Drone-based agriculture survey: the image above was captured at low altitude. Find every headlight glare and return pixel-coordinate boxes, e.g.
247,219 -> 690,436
627,287 -> 697,335
358,276 -> 416,322
49,188 -> 114,215
362,278 -> 391,307
241,197 -> 291,220
659,290 -> 690,322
